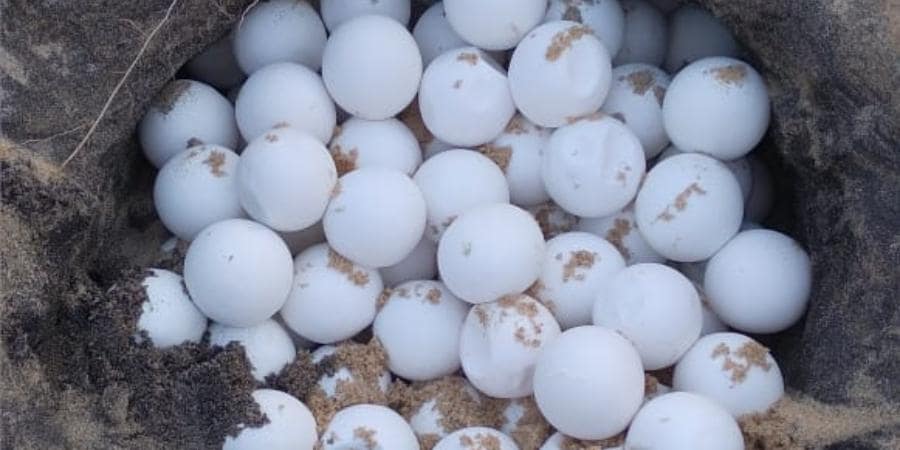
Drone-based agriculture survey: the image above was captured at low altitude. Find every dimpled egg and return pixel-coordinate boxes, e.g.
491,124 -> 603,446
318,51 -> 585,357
321,0 -> 411,31
533,326 -> 644,440
419,47 -> 516,147
624,392 -> 744,450
484,115 -> 552,207
232,0 -> 327,74
136,269 -> 207,348
673,332 -> 784,417
329,117 -> 422,176
663,57 -> 770,160
544,0 -> 625,57
509,21 -> 612,127
444,0 -> 547,51
320,404 -> 419,450
223,389 -> 317,450
184,36 -> 244,89
542,114 -> 646,218
600,64 -> 671,159
460,294 -> 562,398
379,236 -> 438,287
434,427 -> 520,450
704,229 -> 812,334
575,204 -> 665,265
322,15 -> 422,120
665,4 -> 739,73
438,203 -> 545,304
413,2 -> 468,66
592,263 -> 702,370
634,153 -> 743,262
209,319 -> 296,381
614,0 -> 667,66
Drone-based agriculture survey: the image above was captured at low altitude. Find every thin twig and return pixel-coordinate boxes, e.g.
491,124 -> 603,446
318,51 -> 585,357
19,123 -> 88,145
62,0 -> 179,168
238,0 -> 260,30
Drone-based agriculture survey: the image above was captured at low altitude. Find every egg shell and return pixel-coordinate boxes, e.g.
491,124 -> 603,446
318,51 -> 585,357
614,0 -> 667,66
379,235 -> 438,287
153,145 -> 244,241
665,4 -> 739,73
575,204 -> 665,265
321,0 -> 411,31
444,0 -> 547,50
280,243 -> 383,343
184,219 -> 294,327
322,15 -> 422,119
533,325 -> 645,440
329,117 -> 422,176
544,0 -> 625,56
374,280 -> 469,381
136,269 -> 207,348
601,64 -> 671,159
487,115 -> 552,207
434,427 -> 520,450
538,432 -> 623,450
414,149 -> 510,242
224,389 -> 317,450
209,319 -> 296,381
320,404 -> 419,450
237,127 -> 337,232
235,62 -> 336,143
184,36 -> 245,89
542,114 -> 646,218
233,0 -> 327,74
673,332 -> 784,417
278,221 -> 326,256
460,294 -> 562,398
745,155 -> 774,221
704,229 -> 812,334
139,79 -> 239,168
657,145 -> 753,200
508,21 -> 612,127
413,2 -> 468,66
438,203 -> 545,304
634,152 -> 744,262
624,392 -> 744,450
593,263 -> 702,369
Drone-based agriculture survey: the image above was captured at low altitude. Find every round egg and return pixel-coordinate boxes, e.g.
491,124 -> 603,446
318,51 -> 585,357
745,155 -> 774,221
531,232 -> 626,329
485,115 -> 552,207
322,15 -> 422,120
634,153 -> 743,262
508,21 -> 612,127
237,127 -> 337,232
413,149 -> 510,242
278,221 -> 326,256
593,263 -> 702,370
434,427 -> 520,450
614,0 -> 667,66
136,269 -> 207,348
320,404 -> 419,450
663,57 -> 770,160
575,204 -> 665,265
321,0 -> 411,31
673,332 -> 784,417
460,294 -> 562,398
419,47 -> 516,147
223,389 -> 317,450
600,64 -> 671,159
657,145 -> 753,200
413,2 -> 468,66
438,204 -> 545,304
539,432 -> 625,450
209,319 -> 296,381
624,392 -> 744,450
235,62 -> 336,143
233,0 -> 327,74
528,202 -> 581,239
533,325 -> 644,440
184,219 -> 293,327
544,0 -> 625,56
542,114 -> 646,218
374,280 -> 469,381
665,4 -> 739,73
444,0 -> 547,50
139,79 -> 239,168
280,243 -> 383,343
184,36 -> 244,89
329,117 -> 422,176
153,145 -> 244,241
704,229 -> 812,334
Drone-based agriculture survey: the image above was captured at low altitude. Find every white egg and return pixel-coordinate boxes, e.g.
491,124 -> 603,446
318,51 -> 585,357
329,117 -> 422,176
438,204 -> 545,304
575,204 -> 665,265
460,294 -> 561,398
673,332 -> 784,417
374,280 -> 469,381
379,235 -> 438,287
592,263 -> 702,370
223,389 -> 317,450
533,326 -> 644,440
139,79 -> 239,168
508,21 -> 612,127
136,269 -> 207,348
663,57 -> 770,161
634,153 -> 743,262
745,155 -> 774,221
237,127 -> 337,232
485,115 -> 552,207
601,64 -> 671,159
434,427 -> 520,450
184,219 -> 293,327
413,2 -> 468,66
209,319 -> 296,381
614,0 -> 667,66
153,145 -> 244,241
544,0 -> 625,57
322,15 -> 422,120
527,202 -> 581,239
321,0 -> 411,31
419,48 -> 516,147
320,404 -> 419,450
413,149 -> 510,242
657,145 -> 753,200
278,221 -> 326,256
542,114 -> 646,218
280,243 -> 383,343
233,0 -> 327,74
324,168 -> 427,268
665,4 -> 739,73
538,432 -> 625,450
531,232 -> 626,329
235,62 -> 336,143
704,229 -> 811,334
183,36 -> 244,89
444,0 -> 546,50
624,392 -> 744,450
